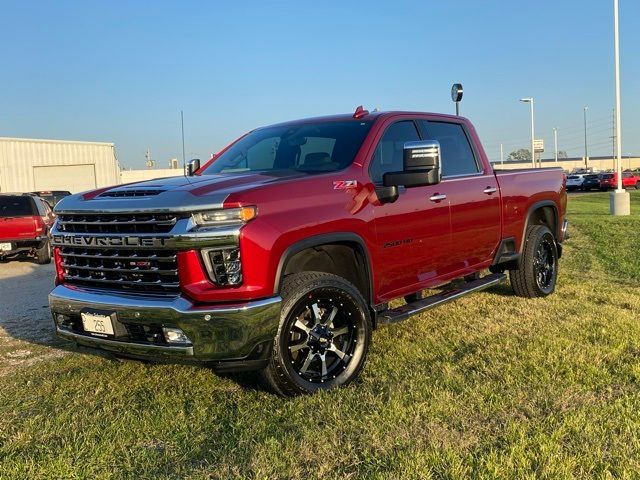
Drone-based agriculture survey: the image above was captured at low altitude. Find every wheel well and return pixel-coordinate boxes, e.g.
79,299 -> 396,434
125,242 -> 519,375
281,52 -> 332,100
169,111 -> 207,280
281,242 -> 370,303
528,205 -> 557,238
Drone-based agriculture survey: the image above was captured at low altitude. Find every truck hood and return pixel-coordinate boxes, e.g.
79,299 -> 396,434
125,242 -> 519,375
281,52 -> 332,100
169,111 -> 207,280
54,172 -> 304,213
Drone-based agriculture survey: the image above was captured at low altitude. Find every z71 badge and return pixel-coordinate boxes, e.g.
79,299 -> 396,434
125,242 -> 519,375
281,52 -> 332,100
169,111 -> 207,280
333,180 -> 358,190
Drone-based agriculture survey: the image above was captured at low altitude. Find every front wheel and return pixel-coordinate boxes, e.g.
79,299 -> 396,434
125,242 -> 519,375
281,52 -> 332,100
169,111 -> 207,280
259,272 -> 371,396
509,225 -> 558,298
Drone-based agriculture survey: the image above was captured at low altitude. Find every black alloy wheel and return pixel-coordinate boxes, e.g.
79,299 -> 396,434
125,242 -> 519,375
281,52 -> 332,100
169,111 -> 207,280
509,225 -> 559,298
259,272 -> 371,396
533,233 -> 557,294
285,292 -> 359,383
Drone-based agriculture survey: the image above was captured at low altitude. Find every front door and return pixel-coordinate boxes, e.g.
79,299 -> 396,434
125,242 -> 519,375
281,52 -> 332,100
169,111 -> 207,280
369,120 -> 452,300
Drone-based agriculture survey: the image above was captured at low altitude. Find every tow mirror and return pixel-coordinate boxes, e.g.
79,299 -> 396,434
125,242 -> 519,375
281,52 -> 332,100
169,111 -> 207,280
383,140 -> 441,188
187,158 -> 201,176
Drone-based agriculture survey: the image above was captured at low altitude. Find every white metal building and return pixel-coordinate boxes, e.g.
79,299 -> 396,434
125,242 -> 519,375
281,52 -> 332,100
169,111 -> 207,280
0,137 -> 121,193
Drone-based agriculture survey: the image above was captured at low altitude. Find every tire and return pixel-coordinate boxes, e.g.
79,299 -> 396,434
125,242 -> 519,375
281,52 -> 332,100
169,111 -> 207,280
36,239 -> 52,265
259,272 -> 372,396
509,225 -> 558,298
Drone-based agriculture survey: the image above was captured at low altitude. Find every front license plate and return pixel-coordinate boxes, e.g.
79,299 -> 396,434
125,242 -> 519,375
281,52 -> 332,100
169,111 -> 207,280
81,312 -> 115,336
0,243 -> 12,252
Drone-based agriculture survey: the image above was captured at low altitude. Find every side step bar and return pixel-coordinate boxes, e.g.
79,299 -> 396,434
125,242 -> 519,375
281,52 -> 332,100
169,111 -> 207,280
377,273 -> 507,325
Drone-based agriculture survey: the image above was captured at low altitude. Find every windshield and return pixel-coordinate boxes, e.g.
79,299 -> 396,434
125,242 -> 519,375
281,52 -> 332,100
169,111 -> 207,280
0,196 -> 35,217
601,174 -> 614,179
201,120 -> 373,175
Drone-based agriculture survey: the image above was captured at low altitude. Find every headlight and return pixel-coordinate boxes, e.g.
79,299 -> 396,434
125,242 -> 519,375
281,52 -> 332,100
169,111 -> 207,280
192,206 -> 257,228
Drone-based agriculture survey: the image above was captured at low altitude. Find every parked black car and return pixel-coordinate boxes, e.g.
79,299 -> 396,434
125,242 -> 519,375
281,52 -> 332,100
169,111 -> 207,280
581,174 -> 601,191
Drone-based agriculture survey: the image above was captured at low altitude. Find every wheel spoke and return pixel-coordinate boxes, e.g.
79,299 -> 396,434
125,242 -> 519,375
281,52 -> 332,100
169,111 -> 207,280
299,351 -> 316,374
324,306 -> 338,326
329,343 -> 349,360
311,303 -> 322,325
319,353 -> 327,378
293,318 -> 311,334
289,341 -> 308,353
332,326 -> 349,337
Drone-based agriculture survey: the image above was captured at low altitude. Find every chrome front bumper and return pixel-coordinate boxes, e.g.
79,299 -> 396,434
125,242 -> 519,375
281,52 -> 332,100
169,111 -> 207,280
50,285 -> 282,365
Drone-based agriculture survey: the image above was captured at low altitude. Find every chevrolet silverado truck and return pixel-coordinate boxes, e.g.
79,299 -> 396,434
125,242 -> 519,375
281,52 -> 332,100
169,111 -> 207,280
49,108 -> 568,396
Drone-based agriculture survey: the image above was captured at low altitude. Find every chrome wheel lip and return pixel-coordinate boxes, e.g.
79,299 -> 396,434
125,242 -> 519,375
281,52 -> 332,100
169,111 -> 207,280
284,290 -> 360,384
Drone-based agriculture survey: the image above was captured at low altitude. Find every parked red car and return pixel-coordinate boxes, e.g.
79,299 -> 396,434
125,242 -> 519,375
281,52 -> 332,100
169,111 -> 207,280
600,172 -> 639,190
0,194 -> 55,263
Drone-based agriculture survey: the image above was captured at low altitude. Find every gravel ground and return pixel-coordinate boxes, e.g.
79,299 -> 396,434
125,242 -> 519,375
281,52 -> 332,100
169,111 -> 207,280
0,259 -> 67,375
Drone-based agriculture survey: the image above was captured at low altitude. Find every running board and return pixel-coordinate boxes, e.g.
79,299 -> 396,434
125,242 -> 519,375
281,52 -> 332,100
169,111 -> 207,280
377,273 -> 507,325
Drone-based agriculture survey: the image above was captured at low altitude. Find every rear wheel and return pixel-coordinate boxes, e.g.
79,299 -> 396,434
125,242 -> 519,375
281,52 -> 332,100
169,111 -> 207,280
35,239 -> 52,265
259,272 -> 372,396
509,225 -> 558,298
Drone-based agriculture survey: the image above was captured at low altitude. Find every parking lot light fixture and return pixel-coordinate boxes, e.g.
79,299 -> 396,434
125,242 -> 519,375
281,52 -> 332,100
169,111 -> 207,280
520,98 -> 535,168
610,0 -> 630,215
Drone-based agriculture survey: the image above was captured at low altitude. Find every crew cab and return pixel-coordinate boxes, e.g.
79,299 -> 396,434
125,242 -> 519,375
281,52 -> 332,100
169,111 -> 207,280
49,108 -> 568,395
599,172 -> 639,190
0,193 -> 55,263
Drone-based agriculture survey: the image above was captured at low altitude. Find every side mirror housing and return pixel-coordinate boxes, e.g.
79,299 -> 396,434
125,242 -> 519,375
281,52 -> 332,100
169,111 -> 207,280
382,140 -> 441,188
187,158 -> 201,176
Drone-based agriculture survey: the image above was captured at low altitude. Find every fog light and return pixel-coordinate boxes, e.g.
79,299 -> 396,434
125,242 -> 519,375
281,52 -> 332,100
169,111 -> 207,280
162,327 -> 191,344
201,247 -> 243,286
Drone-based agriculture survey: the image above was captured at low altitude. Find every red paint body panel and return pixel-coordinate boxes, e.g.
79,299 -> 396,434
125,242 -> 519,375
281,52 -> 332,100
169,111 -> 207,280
174,113 -> 567,306
57,112 -> 567,308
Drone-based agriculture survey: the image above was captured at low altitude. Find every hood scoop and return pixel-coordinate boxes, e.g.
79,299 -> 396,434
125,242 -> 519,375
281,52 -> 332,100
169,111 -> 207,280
99,188 -> 166,198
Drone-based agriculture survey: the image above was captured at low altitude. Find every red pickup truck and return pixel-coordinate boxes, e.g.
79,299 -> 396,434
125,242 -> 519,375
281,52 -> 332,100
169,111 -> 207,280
49,108 -> 568,396
1,193 -> 55,263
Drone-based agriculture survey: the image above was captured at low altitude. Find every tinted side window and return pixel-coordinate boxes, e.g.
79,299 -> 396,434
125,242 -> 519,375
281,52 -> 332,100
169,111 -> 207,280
420,121 -> 479,177
369,121 -> 420,184
35,199 -> 48,216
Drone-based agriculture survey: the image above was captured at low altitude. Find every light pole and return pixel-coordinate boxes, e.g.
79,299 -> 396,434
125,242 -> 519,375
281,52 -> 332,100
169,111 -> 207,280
520,98 -> 535,168
500,143 -> 504,165
611,0 -> 630,215
583,106 -> 589,170
553,128 -> 558,163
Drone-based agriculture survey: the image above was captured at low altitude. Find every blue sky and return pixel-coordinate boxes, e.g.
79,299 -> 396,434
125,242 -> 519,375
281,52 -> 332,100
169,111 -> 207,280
1,0 -> 638,168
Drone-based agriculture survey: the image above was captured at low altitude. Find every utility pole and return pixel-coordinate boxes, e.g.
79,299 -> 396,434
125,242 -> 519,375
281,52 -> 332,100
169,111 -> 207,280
610,0 -> 630,215
553,128 -> 558,163
520,98 -> 535,168
500,143 -> 504,165
583,106 -> 589,170
145,148 -> 155,169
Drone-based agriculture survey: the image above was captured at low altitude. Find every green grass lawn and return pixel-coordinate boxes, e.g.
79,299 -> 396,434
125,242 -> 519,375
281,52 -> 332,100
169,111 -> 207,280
1,192 -> 639,479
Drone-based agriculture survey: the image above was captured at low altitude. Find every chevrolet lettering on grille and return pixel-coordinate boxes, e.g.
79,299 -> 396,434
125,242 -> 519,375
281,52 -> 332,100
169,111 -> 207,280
53,235 -> 167,248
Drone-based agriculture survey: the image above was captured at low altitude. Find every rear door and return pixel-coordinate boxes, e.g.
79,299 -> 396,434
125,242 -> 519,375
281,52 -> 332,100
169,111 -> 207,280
0,196 -> 38,240
418,120 -> 501,272
369,120 -> 452,298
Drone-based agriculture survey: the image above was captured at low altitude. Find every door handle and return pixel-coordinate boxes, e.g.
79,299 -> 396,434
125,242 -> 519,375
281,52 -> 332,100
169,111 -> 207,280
483,187 -> 497,194
429,194 -> 447,202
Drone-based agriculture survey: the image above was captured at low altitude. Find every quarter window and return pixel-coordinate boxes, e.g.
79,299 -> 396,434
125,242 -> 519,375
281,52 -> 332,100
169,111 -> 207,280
419,121 -> 480,177
369,121 -> 420,184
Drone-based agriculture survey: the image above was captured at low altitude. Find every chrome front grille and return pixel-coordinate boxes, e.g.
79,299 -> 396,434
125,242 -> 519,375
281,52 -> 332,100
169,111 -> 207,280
59,246 -> 179,294
57,213 -> 180,234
